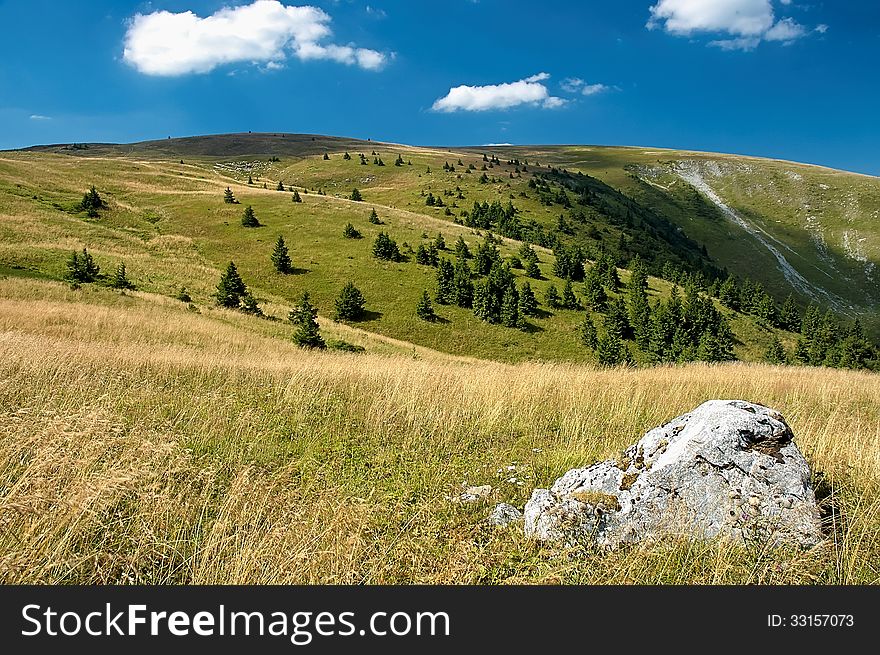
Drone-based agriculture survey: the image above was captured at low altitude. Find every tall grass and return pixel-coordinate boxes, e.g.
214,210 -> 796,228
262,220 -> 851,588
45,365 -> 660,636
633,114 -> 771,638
0,279 -> 878,584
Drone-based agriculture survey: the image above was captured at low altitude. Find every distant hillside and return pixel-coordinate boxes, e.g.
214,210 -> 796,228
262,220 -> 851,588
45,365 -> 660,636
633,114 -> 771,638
0,133 -> 877,367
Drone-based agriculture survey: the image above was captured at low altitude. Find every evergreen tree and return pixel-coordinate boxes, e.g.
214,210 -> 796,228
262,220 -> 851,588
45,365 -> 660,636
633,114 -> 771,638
696,321 -> 736,363
717,275 -> 740,310
518,282 -> 538,317
215,262 -> 247,308
524,257 -> 541,279
342,222 -> 362,239
794,338 -> 810,364
561,278 -> 579,309
223,187 -> 237,204
500,286 -> 521,328
66,248 -> 101,283
605,296 -> 631,340
454,236 -> 470,259
582,267 -> 607,311
577,314 -> 598,348
350,188 -> 363,201
778,295 -> 801,332
323,153 -> 330,160
241,205 -> 260,227
240,293 -> 263,316
435,259 -> 455,304
373,232 -> 401,261
764,336 -> 787,364
79,186 -> 104,215
289,292 -> 325,349
596,331 -> 631,367
111,262 -> 133,290
545,284 -> 561,309
433,233 -> 446,251
416,290 -> 437,321
247,175 -> 254,185
453,256 -> 474,308
276,181 -> 285,191
754,291 -> 778,325
271,235 -> 293,273
474,236 -> 501,275
334,282 -> 366,321
292,190 -> 302,202
368,208 -> 381,224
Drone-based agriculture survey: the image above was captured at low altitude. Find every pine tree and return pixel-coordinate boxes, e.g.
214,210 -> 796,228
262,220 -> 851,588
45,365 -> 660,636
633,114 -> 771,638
368,208 -> 381,224
66,248 -> 100,283
433,233 -> 446,251
247,175 -> 254,185
717,275 -> 740,310
292,190 -> 302,203
561,279 -> 579,309
778,295 -> 801,332
240,293 -> 263,316
474,236 -> 501,275
605,296 -> 631,339
518,282 -> 538,317
597,331 -> 631,367
241,205 -> 260,227
372,232 -> 401,261
577,314 -> 598,348
453,256 -> 474,308
276,181 -> 285,191
416,290 -> 437,321
500,286 -> 520,328
111,262 -> 133,290
271,235 -> 293,273
582,268 -> 607,311
435,259 -> 455,304
545,284 -> 561,309
454,236 -> 470,259
79,186 -> 103,215
215,262 -> 247,308
289,292 -> 325,349
342,223 -> 362,239
334,282 -> 366,321
764,336 -> 787,364
472,281 -> 493,322
223,187 -> 237,204
350,188 -> 363,202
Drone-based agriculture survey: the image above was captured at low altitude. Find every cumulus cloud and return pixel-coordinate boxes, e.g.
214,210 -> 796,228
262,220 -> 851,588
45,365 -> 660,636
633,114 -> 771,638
123,1 -> 388,76
647,0 -> 818,50
432,73 -> 564,112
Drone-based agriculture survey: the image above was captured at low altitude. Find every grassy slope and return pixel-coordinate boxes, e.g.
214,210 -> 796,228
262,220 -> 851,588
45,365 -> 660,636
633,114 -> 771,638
1,274 -> 877,584
481,145 -> 880,327
0,139 -> 812,363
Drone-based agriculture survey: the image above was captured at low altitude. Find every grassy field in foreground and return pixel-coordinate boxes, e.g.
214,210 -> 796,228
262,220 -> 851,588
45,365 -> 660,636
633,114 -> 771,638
1,277 -> 877,584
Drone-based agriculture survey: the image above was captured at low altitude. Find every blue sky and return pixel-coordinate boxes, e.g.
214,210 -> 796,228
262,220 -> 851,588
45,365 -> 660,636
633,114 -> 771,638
1,0 -> 878,174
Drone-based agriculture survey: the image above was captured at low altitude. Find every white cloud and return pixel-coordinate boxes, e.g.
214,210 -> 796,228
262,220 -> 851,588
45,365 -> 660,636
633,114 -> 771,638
123,1 -> 388,76
432,73 -> 564,112
29,114 -> 52,121
560,78 -> 615,96
764,17 -> 806,42
647,0 -> 818,50
581,83 -> 612,96
561,77 -> 585,93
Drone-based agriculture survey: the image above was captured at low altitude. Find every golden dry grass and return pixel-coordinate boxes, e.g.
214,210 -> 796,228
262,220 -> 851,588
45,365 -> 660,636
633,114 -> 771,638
0,277 -> 878,584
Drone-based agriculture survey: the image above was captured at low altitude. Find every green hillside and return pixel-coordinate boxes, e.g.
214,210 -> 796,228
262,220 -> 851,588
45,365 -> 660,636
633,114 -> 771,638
1,133 -> 877,367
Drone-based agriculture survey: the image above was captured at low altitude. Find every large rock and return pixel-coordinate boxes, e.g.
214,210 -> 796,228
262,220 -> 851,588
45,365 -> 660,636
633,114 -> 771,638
523,400 -> 822,548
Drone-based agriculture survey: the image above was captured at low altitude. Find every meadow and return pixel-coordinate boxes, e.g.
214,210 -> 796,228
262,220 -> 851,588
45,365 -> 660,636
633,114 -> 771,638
0,276 -> 877,584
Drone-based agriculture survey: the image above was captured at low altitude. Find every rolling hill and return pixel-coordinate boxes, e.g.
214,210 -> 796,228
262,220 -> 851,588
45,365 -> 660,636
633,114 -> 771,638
1,132 -> 877,365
